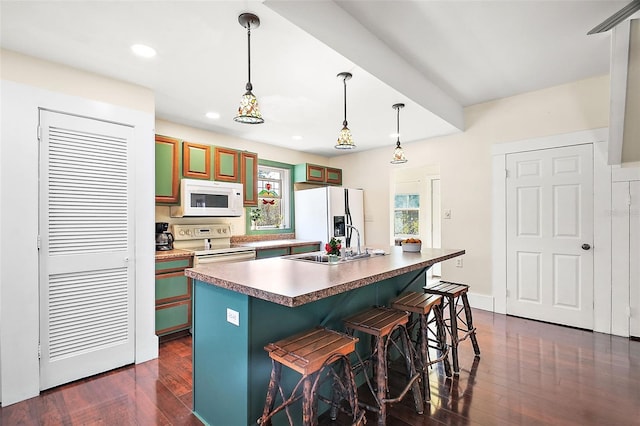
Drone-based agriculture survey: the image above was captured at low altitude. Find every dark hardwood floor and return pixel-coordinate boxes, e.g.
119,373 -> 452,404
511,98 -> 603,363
2,310 -> 639,425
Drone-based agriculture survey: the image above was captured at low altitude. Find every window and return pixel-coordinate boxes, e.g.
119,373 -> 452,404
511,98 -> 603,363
251,162 -> 292,231
394,194 -> 420,238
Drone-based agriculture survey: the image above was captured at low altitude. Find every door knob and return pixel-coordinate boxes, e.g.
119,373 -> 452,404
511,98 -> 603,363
581,244 -> 591,251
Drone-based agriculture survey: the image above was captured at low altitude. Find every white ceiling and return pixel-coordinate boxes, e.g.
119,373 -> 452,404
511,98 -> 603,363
0,0 -> 625,157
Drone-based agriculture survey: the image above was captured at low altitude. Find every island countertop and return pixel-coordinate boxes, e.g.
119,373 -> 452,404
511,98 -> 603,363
185,246 -> 464,307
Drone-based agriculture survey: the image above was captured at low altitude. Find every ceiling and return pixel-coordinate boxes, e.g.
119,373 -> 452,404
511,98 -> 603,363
0,0 -> 626,157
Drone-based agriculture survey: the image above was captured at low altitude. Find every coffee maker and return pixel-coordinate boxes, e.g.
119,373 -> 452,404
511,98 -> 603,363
155,222 -> 174,251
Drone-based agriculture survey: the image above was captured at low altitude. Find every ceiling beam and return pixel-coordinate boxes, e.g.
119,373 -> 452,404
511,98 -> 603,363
264,0 -> 465,131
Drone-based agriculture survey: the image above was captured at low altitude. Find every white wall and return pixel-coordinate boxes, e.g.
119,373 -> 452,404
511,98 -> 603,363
329,75 -> 610,301
0,50 -> 157,406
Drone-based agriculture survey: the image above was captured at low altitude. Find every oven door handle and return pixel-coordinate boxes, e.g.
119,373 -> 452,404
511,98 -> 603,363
195,251 -> 256,265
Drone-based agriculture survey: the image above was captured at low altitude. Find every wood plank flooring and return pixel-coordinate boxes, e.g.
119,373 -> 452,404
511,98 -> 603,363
2,310 -> 639,425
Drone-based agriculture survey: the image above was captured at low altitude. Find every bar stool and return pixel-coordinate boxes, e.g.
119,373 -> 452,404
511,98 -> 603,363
390,292 -> 451,403
423,281 -> 480,374
343,306 -> 424,426
259,327 -> 365,426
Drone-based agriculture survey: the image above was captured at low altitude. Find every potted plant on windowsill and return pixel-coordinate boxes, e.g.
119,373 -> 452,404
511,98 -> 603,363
249,208 -> 261,230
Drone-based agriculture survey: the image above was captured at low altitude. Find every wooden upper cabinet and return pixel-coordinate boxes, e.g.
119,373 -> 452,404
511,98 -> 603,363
182,141 -> 211,179
293,163 -> 342,186
241,152 -> 258,206
155,135 -> 180,203
325,167 -> 342,185
214,147 -> 239,182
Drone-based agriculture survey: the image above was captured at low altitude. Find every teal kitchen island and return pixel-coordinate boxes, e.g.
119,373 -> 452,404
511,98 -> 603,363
185,246 -> 464,426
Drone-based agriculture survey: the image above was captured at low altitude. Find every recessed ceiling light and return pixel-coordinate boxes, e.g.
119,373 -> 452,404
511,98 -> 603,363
292,135 -> 303,140
130,44 -> 156,58
206,112 -> 221,120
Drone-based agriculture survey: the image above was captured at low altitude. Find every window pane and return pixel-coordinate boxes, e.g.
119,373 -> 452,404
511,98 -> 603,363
394,194 -> 407,209
408,194 -> 420,208
394,210 -> 419,235
256,198 -> 282,227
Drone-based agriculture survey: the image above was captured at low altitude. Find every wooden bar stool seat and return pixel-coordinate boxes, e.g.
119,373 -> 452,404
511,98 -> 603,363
259,327 -> 365,426
423,281 -> 480,374
390,292 -> 451,402
343,306 -> 424,425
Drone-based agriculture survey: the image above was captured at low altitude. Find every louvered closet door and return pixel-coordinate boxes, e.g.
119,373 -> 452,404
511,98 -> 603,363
38,109 -> 135,390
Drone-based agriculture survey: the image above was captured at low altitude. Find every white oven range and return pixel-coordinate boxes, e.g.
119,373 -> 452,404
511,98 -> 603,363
171,223 -> 256,265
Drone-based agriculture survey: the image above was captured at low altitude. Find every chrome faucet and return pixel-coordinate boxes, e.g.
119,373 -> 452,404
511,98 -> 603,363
345,224 -> 361,256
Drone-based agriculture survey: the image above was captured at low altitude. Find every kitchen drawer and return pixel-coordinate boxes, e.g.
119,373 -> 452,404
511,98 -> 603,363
156,272 -> 192,304
155,257 -> 193,273
290,244 -> 321,255
156,300 -> 192,336
255,247 -> 290,259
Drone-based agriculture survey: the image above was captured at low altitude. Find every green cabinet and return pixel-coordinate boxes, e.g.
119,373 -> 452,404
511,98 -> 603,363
290,243 -> 322,255
155,255 -> 193,337
155,135 -> 180,203
241,152 -> 258,206
294,163 -> 342,186
183,141 -> 211,179
214,147 -> 239,182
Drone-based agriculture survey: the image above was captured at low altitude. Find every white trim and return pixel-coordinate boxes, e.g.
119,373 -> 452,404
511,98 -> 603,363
593,140 -> 613,334
611,182 -> 630,337
612,164 -> 640,182
609,20 -> 631,166
492,128 -> 612,332
467,292 -> 494,313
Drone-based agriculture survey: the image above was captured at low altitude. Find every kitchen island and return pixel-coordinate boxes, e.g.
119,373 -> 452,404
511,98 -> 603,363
185,246 -> 464,425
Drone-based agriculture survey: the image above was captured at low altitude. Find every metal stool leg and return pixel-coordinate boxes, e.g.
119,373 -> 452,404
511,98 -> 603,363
447,295 -> 460,374
433,304 -> 452,377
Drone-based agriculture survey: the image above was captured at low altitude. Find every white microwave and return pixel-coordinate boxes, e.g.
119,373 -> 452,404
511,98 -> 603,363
170,179 -> 244,217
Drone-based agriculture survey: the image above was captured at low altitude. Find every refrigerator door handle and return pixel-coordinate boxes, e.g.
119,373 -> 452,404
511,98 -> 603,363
344,188 -> 352,248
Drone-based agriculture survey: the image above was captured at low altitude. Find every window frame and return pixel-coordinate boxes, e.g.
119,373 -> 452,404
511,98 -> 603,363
393,193 -> 421,239
245,159 -> 294,235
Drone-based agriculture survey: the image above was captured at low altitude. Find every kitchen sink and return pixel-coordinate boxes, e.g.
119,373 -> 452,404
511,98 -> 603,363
283,252 -> 371,264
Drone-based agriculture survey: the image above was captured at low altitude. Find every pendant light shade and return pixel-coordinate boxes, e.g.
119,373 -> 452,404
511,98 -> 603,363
390,103 -> 407,164
235,13 -> 264,124
335,72 -> 356,149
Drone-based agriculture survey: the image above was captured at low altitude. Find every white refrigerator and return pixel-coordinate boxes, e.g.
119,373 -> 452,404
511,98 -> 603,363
294,186 -> 365,251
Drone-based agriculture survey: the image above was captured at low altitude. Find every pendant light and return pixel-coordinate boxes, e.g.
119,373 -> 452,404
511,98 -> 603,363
234,13 -> 264,124
390,103 -> 407,164
335,71 -> 356,149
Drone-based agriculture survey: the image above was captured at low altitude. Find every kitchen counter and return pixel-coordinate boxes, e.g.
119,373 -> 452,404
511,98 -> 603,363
186,246 -> 463,307
154,248 -> 193,260
189,246 -> 464,425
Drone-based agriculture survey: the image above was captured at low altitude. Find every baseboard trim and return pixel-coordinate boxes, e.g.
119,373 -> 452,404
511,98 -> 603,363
467,292 -> 494,312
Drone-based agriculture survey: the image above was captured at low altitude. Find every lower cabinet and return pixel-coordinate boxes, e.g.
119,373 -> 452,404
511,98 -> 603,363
155,255 -> 193,337
255,243 -> 321,259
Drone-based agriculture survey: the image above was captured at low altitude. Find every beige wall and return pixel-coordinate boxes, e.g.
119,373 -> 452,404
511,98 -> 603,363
329,75 -> 610,297
0,49 -> 154,112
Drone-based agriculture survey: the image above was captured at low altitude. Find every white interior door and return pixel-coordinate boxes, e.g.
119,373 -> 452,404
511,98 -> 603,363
506,144 -> 594,329
38,109 -> 135,390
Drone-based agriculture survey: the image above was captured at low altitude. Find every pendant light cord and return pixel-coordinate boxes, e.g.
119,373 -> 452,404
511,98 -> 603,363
396,106 -> 400,144
246,23 -> 252,92
343,76 -> 348,127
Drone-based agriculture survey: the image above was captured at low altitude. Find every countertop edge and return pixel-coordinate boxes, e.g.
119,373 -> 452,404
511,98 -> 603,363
186,249 -> 465,307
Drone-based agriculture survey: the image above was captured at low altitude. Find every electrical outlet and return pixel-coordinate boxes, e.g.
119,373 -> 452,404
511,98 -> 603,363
444,209 -> 452,219
226,308 -> 240,326
455,258 -> 463,268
